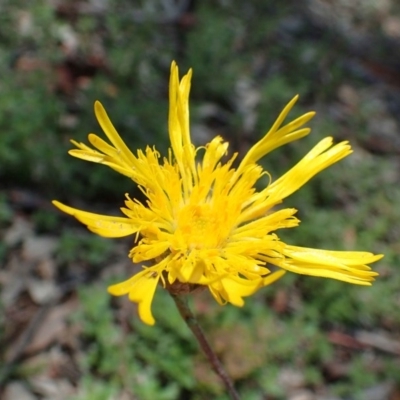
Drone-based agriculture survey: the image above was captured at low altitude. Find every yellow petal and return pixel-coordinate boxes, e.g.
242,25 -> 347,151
263,270 -> 286,286
131,241 -> 171,262
277,245 -> 382,285
285,245 -> 383,267
108,270 -> 160,326
135,277 -> 159,326
69,149 -> 106,163
237,95 -> 315,172
94,101 -> 137,167
88,133 -> 127,160
107,272 -> 143,296
258,138 -> 352,211
52,201 -> 138,237
219,275 -> 262,306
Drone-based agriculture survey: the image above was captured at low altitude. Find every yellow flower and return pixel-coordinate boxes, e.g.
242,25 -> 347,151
53,62 -> 382,325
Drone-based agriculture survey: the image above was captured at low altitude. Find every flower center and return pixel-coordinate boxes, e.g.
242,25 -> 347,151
176,203 -> 224,250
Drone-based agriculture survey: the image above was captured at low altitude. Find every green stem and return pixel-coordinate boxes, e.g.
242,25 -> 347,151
171,293 -> 240,400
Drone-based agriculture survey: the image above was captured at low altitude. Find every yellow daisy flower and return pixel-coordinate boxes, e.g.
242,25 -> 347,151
53,62 -> 382,325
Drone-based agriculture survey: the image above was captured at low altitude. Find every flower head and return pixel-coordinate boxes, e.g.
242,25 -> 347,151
53,62 -> 382,325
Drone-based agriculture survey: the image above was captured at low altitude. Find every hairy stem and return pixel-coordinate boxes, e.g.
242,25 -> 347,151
171,293 -> 240,400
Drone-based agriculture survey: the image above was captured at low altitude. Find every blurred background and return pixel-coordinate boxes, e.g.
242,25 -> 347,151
1,0 -> 400,399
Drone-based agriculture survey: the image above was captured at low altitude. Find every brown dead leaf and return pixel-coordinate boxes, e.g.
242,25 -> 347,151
328,330 -> 366,350
29,376 -> 75,399
359,381 -> 396,400
0,254 -> 28,307
3,217 -> 33,247
22,236 -> 58,262
27,278 -> 60,305
35,258 -> 57,281
278,367 -> 306,392
355,331 -> 400,355
287,389 -> 315,400
390,384 -> 400,400
3,381 -> 36,400
23,297 -> 79,356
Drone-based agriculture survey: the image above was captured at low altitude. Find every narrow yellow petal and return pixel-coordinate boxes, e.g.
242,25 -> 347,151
88,133 -> 127,160
69,149 -> 105,163
284,245 -> 383,267
107,272 -> 143,296
178,69 -> 193,150
167,61 -> 196,196
131,241 -> 171,262
108,269 -> 161,326
168,62 -> 182,165
237,95 -> 315,173
263,270 -> 286,286
276,245 -> 382,285
135,280 -> 159,325
264,138 -> 352,206
219,275 -> 262,306
52,201 -> 138,237
94,101 -> 137,167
